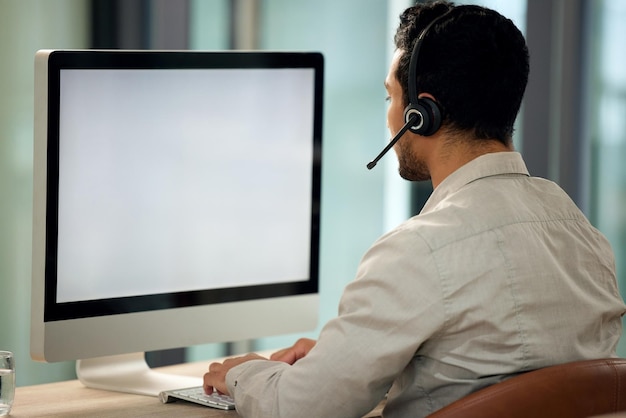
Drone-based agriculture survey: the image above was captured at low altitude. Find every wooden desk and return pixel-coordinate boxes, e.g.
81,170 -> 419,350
12,360 -> 384,417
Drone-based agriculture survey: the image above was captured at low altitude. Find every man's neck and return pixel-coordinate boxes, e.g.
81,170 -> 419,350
429,138 -> 512,189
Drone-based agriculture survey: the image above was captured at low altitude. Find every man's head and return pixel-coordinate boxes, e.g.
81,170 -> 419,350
393,1 -> 529,145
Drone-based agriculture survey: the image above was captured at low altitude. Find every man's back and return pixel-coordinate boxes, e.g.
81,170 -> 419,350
383,152 -> 625,416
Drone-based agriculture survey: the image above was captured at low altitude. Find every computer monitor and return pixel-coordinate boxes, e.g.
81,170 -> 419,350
31,49 -> 323,396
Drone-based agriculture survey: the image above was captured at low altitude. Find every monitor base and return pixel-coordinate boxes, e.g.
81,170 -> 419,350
76,352 -> 201,397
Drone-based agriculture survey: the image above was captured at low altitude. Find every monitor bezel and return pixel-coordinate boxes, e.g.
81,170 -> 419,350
38,49 -> 322,323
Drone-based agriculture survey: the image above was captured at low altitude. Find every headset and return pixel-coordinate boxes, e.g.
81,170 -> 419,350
367,8 -> 453,170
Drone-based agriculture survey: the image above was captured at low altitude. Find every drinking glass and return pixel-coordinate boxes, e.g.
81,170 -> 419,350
0,351 -> 15,417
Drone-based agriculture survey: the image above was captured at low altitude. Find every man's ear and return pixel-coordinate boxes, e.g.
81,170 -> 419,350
418,92 -> 437,102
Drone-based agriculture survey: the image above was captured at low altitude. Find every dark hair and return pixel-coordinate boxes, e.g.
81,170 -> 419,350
394,1 -> 529,143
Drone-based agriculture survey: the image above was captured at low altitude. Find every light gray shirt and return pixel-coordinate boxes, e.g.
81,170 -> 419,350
226,152 -> 626,418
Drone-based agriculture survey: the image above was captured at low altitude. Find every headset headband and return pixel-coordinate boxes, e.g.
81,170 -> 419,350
407,9 -> 454,105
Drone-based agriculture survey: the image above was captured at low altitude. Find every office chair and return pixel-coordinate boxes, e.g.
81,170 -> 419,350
428,358 -> 626,418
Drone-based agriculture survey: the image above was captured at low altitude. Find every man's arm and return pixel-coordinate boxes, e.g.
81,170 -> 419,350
204,228 -> 444,418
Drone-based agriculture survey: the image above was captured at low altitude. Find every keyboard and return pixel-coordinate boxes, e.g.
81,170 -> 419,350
159,386 -> 236,410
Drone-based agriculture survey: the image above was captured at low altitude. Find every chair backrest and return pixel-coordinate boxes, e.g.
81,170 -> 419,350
428,358 -> 626,418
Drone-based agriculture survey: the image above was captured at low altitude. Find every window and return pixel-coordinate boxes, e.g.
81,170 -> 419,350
587,0 -> 626,355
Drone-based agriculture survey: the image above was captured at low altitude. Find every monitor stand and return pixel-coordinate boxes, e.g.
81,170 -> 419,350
76,352 -> 202,396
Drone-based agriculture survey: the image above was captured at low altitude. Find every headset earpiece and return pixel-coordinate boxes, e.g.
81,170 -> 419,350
404,97 -> 442,136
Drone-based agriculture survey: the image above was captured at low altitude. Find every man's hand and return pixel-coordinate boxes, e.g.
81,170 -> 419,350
203,338 -> 317,395
269,338 -> 317,365
203,353 -> 266,395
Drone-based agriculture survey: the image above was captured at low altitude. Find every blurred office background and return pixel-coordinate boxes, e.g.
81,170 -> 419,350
1,0 -> 624,386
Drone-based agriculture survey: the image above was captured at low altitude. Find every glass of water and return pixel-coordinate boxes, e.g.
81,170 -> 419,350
0,351 -> 15,417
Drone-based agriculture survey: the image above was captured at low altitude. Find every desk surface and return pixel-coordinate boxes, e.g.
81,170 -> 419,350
12,360 -> 384,418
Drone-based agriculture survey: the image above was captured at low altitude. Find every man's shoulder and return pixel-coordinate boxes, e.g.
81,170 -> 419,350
401,175 -> 588,251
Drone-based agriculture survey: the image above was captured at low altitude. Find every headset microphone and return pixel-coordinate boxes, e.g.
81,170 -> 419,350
366,113 -> 418,170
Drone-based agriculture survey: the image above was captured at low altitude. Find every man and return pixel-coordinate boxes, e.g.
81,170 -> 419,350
204,2 -> 626,417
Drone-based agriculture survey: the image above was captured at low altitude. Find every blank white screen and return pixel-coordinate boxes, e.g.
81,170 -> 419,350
56,68 -> 315,303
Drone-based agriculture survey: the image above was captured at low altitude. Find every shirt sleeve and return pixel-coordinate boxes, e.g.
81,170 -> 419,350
225,225 -> 446,418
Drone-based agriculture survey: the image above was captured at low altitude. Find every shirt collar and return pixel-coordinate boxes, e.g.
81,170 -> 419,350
421,152 -> 530,214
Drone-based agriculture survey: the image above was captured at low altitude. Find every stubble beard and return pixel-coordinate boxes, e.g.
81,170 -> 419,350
396,139 -> 431,182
